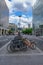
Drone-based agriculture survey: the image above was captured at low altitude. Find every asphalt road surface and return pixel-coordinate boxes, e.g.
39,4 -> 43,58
0,35 -> 43,65
23,35 -> 43,51
0,35 -> 15,48
0,54 -> 43,65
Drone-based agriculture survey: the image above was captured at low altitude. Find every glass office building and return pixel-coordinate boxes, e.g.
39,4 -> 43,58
33,0 -> 43,35
0,0 -> 9,35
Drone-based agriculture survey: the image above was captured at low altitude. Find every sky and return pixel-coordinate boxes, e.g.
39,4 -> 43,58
5,0 -> 36,28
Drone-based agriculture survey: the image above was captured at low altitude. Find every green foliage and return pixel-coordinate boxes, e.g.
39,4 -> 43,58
22,28 -> 32,35
8,29 -> 12,35
8,28 -> 15,35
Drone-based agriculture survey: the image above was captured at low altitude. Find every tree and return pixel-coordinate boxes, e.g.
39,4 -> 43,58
8,29 -> 12,35
22,28 -> 32,35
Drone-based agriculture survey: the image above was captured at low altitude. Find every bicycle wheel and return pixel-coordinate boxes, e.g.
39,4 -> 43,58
7,44 -> 15,53
31,44 -> 36,50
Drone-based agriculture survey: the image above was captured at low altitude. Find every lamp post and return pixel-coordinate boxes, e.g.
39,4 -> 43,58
18,16 -> 21,27
18,15 -> 21,35
18,15 -> 21,30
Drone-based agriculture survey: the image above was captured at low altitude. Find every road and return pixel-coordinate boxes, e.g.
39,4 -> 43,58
0,35 -> 15,48
0,54 -> 43,65
23,35 -> 43,51
0,35 -> 43,65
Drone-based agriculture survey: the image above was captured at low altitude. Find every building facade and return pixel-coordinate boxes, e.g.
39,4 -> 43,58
0,0 -> 9,35
8,23 -> 17,34
32,0 -> 43,35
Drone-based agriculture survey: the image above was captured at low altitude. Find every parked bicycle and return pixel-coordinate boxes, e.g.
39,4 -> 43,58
7,33 -> 27,53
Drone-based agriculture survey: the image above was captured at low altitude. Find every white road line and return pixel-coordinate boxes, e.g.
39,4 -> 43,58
0,38 -> 43,56
23,38 -> 43,53
0,53 -> 43,56
35,37 -> 43,41
38,36 -> 43,38
24,35 -> 43,41
0,40 -> 11,51
29,36 -> 43,41
36,47 -> 43,53
0,39 -> 8,42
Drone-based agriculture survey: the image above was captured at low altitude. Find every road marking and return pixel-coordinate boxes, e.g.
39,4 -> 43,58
23,35 -> 43,41
0,53 -> 43,56
0,36 -> 43,56
38,36 -> 43,39
35,37 -> 43,41
0,40 -> 11,51
29,36 -> 43,41
0,39 -> 8,42
23,36 -> 43,53
36,47 -> 43,53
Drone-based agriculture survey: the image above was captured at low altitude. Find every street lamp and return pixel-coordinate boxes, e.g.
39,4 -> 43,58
18,15 -> 21,27
18,15 -> 21,30
18,15 -> 21,35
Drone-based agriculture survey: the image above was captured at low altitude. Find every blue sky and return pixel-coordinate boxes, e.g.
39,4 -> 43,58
10,8 -> 32,17
5,0 -> 36,28
8,0 -> 11,1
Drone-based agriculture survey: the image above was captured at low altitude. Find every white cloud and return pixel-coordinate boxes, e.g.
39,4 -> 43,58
9,15 -> 32,27
9,15 -> 19,23
5,0 -> 35,15
23,3 -> 28,8
5,0 -> 36,17
5,0 -> 12,9
5,0 -> 36,8
29,17 -> 33,22
32,0 -> 36,6
5,0 -> 34,27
